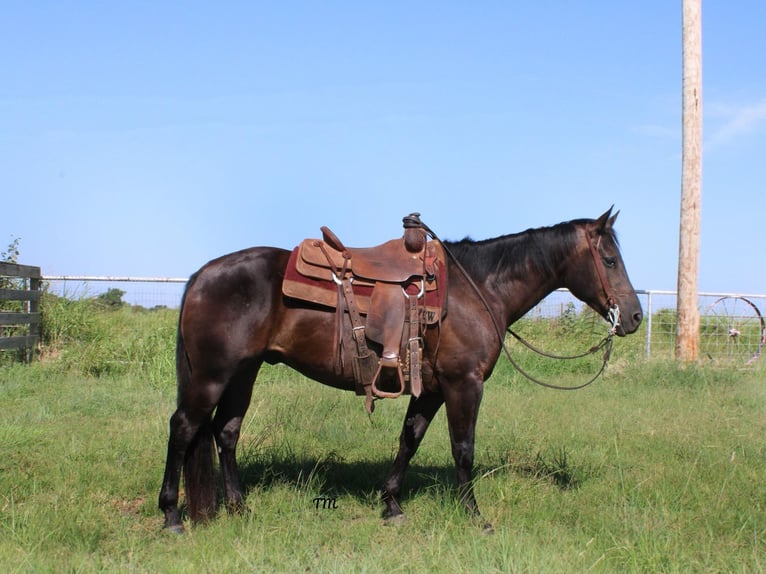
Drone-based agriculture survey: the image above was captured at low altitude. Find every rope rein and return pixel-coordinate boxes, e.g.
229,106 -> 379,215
503,306 -> 619,391
415,215 -> 620,391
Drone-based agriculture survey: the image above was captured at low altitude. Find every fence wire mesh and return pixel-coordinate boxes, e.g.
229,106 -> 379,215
42,277 -> 766,365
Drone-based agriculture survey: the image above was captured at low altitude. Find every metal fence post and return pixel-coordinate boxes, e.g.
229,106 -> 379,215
645,291 -> 653,359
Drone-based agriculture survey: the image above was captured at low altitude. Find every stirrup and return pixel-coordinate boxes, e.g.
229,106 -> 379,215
371,359 -> 406,399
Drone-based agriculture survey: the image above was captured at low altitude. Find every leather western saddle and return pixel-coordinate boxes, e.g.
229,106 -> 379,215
282,213 -> 446,413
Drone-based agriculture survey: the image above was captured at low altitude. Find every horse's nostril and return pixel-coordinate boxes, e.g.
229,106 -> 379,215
633,311 -> 643,324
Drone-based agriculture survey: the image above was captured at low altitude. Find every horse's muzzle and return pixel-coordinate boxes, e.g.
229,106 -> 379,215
616,309 -> 643,336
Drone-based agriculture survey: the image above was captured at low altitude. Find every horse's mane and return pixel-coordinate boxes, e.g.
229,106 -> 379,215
443,218 -> 618,282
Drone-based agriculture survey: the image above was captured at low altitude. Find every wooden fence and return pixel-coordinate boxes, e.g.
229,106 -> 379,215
0,262 -> 42,362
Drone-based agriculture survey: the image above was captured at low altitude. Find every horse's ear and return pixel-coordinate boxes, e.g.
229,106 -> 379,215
595,206 -> 614,231
607,209 -> 620,229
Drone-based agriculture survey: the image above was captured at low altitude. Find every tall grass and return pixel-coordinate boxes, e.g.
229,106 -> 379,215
38,291 -> 177,383
1,295 -> 764,572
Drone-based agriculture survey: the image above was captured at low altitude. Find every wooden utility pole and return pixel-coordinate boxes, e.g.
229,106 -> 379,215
676,0 -> 703,361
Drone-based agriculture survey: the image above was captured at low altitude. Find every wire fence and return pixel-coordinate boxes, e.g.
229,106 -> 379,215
44,276 -> 187,310
42,276 -> 766,365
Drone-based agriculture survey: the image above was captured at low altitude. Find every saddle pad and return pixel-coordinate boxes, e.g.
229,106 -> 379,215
282,247 -> 447,324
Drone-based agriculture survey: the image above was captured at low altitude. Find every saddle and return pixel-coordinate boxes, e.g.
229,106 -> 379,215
282,213 -> 447,413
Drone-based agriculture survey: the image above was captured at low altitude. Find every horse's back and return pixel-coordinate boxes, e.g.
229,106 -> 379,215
184,246 -> 290,305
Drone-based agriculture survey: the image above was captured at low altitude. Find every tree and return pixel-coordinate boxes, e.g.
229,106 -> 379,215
1,236 -> 20,264
96,288 -> 126,309
1,237 -> 22,313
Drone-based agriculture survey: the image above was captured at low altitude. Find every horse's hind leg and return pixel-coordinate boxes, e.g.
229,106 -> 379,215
381,392 -> 444,522
212,361 -> 260,512
158,403 -> 215,532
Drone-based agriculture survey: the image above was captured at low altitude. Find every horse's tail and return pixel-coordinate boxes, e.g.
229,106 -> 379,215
183,418 -> 216,522
176,279 -> 217,523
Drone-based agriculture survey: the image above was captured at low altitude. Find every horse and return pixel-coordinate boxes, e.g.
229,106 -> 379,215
158,208 -> 642,532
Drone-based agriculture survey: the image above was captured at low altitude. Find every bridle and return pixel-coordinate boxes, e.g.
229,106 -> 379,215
503,236 -> 620,391
587,233 -> 620,328
503,231 -> 622,390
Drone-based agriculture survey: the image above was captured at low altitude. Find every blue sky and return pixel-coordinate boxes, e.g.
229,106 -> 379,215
2,2 -> 765,294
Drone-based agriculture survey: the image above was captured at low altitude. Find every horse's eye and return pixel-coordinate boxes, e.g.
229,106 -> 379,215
603,256 -> 617,269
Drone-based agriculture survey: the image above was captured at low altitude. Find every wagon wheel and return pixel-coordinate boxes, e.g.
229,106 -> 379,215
700,296 -> 766,365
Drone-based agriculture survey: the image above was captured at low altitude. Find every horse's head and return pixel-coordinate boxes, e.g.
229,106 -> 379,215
565,208 -> 643,336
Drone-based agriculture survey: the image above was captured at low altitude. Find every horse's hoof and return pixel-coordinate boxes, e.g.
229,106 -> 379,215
383,513 -> 407,527
481,522 -> 495,535
163,523 -> 185,535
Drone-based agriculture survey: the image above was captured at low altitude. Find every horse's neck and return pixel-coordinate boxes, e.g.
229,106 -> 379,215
503,274 -> 562,326
451,229 -> 571,327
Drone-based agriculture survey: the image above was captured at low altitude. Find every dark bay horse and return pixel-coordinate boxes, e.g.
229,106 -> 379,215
159,208 -> 642,532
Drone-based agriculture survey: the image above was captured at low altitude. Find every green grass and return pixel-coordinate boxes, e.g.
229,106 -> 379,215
1,299 -> 765,572
1,355 -> 764,572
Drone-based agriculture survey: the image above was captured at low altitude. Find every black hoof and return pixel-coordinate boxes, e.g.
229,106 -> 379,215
381,493 -> 404,524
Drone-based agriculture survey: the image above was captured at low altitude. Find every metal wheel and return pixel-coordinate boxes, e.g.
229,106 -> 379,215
701,296 -> 765,365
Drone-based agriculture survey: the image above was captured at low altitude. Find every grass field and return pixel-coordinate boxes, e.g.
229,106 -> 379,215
1,301 -> 765,572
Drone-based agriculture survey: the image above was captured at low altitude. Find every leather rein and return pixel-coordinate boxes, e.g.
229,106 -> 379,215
421,220 -> 621,391
502,232 -> 621,390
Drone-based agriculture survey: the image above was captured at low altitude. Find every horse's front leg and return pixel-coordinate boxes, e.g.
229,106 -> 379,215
444,379 -> 493,532
382,392 -> 444,522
